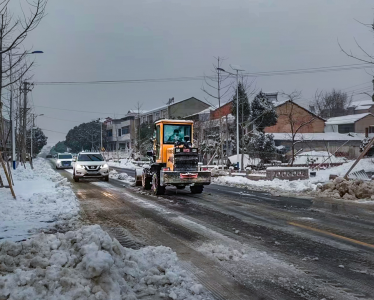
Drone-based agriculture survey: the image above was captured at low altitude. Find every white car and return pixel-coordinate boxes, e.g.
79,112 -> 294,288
56,153 -> 73,169
73,152 -> 109,182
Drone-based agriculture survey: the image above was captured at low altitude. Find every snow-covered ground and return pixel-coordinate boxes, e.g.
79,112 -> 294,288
292,151 -> 347,165
0,158 -> 80,242
0,225 -> 211,300
0,154 -> 213,299
107,159 -> 137,170
214,158 -> 374,195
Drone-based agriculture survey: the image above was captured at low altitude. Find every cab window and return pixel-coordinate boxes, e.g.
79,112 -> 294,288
163,124 -> 191,144
156,125 -> 160,159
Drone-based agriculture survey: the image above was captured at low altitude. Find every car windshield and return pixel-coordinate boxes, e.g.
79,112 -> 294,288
59,154 -> 72,159
163,124 -> 191,144
78,154 -> 104,161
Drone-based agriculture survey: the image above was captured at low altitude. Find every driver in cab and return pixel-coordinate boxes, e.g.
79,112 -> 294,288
167,129 -> 183,142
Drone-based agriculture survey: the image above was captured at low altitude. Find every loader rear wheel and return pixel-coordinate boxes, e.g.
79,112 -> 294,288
142,172 -> 152,190
152,173 -> 165,195
190,185 -> 203,194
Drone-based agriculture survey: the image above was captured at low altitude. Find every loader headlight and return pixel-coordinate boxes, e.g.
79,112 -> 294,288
192,149 -> 197,153
175,148 -> 181,153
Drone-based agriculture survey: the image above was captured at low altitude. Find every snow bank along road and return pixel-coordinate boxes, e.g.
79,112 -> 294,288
53,161 -> 374,300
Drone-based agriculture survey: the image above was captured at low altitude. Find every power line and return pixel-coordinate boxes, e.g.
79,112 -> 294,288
33,63 -> 374,86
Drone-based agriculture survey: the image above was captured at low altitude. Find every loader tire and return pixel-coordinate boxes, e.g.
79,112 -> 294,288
142,172 -> 152,190
190,185 -> 203,194
152,173 -> 165,195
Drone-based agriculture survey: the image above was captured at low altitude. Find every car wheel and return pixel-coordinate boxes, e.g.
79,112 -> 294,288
74,176 -> 79,182
104,176 -> 109,182
152,173 -> 165,195
56,165 -> 59,169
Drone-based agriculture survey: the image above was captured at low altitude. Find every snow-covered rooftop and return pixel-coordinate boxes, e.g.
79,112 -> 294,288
325,113 -> 372,125
349,99 -> 373,108
270,132 -> 367,141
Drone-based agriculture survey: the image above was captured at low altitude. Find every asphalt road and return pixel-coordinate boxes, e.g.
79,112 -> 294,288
53,161 -> 374,300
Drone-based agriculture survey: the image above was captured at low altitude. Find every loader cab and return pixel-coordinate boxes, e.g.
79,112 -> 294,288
153,120 -> 193,167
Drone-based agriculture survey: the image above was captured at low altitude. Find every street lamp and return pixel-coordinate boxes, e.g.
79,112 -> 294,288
9,50 -> 44,169
216,64 -> 245,170
31,114 -> 44,159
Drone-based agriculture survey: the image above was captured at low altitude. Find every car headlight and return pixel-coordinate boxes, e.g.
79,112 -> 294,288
76,164 -> 84,169
101,163 -> 109,169
57,160 -> 61,164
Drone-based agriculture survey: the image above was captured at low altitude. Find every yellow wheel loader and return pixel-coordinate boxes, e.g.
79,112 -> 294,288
135,119 -> 211,195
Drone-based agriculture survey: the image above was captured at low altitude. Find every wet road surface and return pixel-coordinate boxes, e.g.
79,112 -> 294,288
53,162 -> 374,300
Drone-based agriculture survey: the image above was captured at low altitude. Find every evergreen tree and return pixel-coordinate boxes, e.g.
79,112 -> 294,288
231,82 -> 250,124
250,91 -> 278,132
137,123 -> 154,156
26,127 -> 48,157
65,120 -> 104,153
243,132 -> 276,163
50,141 -> 67,154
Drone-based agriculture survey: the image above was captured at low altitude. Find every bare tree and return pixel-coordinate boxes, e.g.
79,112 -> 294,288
311,89 -> 353,118
0,0 -> 47,166
338,16 -> 374,65
201,57 -> 233,165
279,91 -> 318,166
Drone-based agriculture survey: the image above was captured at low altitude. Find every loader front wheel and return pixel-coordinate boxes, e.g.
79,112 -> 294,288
152,173 -> 165,195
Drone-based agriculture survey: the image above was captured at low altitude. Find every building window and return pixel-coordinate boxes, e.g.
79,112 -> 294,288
155,112 -> 160,120
122,126 -> 130,135
118,128 -> 122,136
147,115 -> 153,123
142,116 -> 146,123
107,129 -> 112,137
338,124 -> 354,133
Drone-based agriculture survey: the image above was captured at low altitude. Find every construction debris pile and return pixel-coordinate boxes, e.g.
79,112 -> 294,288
317,177 -> 374,200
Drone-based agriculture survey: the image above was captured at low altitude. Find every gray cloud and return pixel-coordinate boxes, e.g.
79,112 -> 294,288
17,0 -> 374,144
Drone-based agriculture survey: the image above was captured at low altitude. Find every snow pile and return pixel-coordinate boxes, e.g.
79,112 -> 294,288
317,177 -> 374,200
0,225 -> 211,300
108,159 -> 137,170
210,168 -> 229,177
199,244 -> 247,261
0,158 -> 80,241
293,151 -> 346,165
309,158 -> 374,183
109,170 -> 135,183
213,175 -> 317,193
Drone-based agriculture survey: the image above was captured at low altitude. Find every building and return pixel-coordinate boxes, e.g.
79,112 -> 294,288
105,111 -> 140,151
265,100 -> 325,134
347,100 -> 374,115
325,113 -> 374,134
139,97 -> 210,124
271,132 -> 368,159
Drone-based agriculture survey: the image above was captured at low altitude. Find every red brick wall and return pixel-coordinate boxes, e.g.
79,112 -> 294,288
210,101 -> 233,120
265,102 -> 325,133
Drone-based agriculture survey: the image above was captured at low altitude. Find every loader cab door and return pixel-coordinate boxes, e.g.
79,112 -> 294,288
156,125 -> 161,160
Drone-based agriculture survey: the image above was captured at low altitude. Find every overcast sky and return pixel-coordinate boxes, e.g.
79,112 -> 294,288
18,0 -> 374,145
